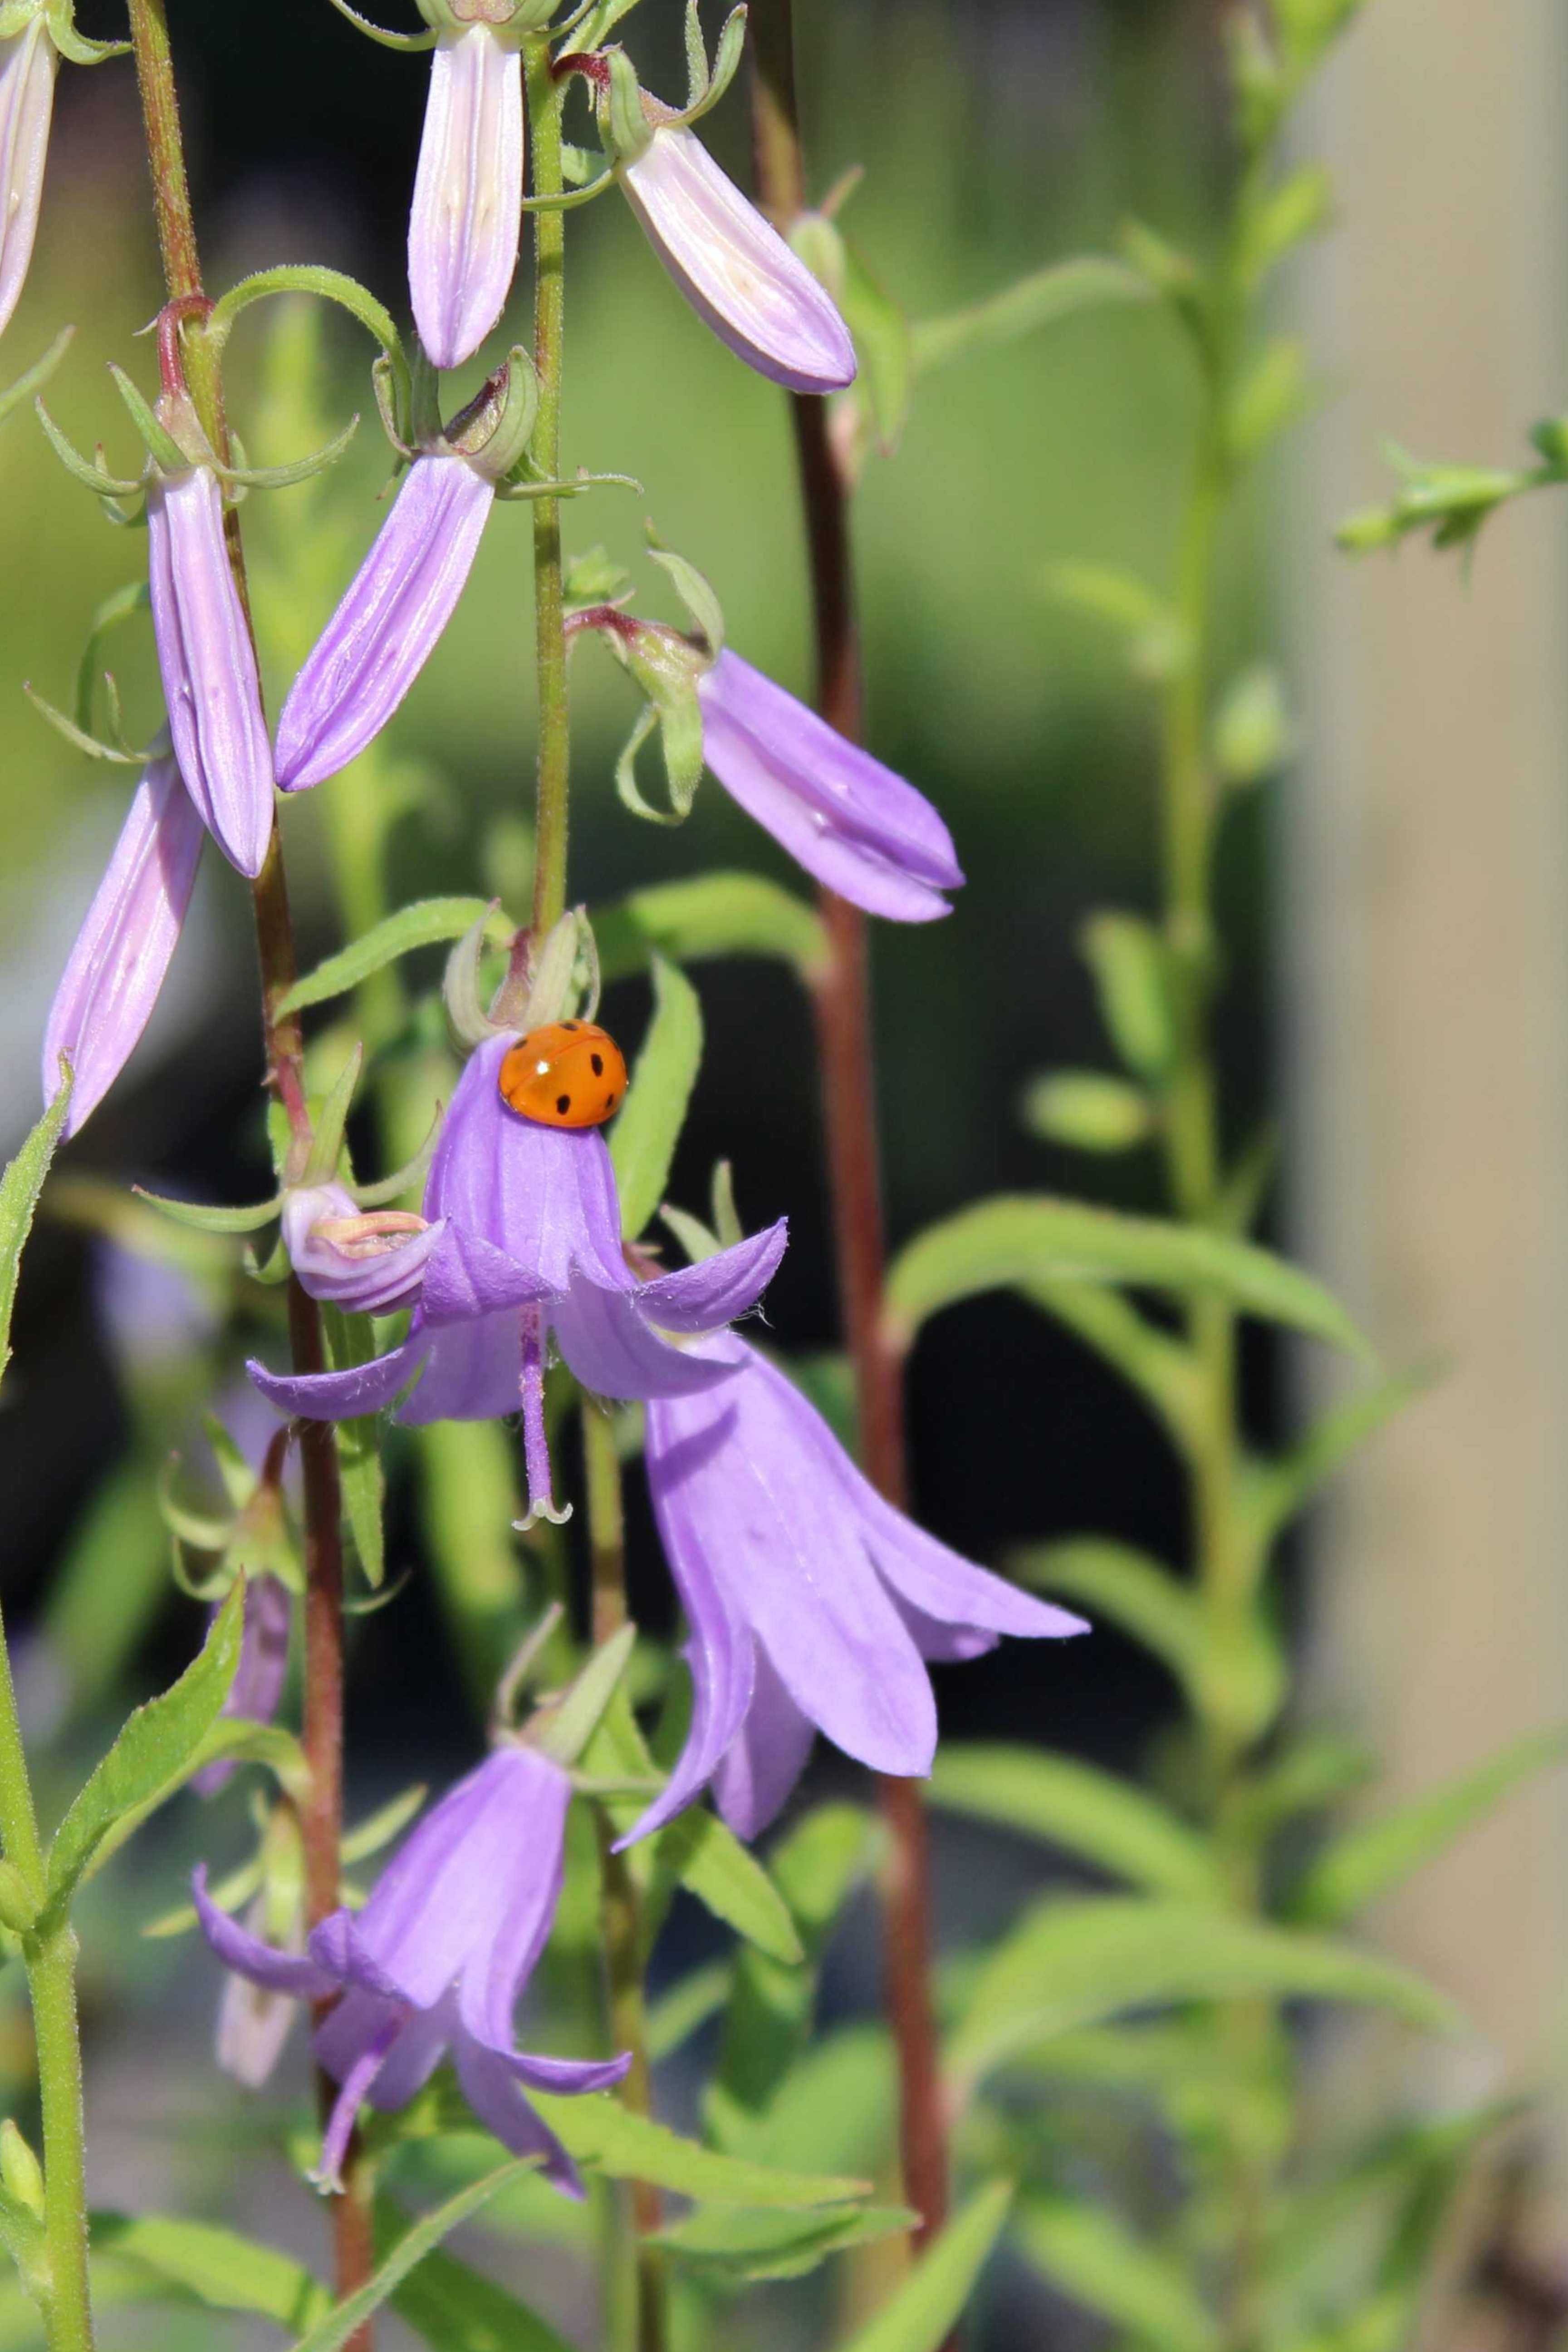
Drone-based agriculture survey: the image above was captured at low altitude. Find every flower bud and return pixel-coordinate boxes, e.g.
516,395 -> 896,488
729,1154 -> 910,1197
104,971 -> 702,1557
0,2119 -> 43,2219
275,452 -> 495,791
410,23 -> 524,370
42,754 -> 205,1136
617,122 -> 856,393
147,463 -> 275,877
282,1181 -> 440,1314
0,14 -> 56,342
0,1861 -> 34,1937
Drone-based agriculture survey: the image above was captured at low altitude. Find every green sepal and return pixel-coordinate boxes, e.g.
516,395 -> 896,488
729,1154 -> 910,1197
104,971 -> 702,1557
132,1184 -> 284,1235
34,397 -> 143,501
647,529 -> 725,652
323,0 -> 437,49
216,410 -> 359,493
529,1624 -> 638,1765
603,44 -> 652,165
301,1044 -> 365,1187
72,578 -> 149,735
446,345 -> 539,481
42,0 -> 130,60
108,364 -> 193,475
22,681 -> 146,764
353,1117 -> 441,1208
206,265 -> 411,451
518,165 -> 618,215
491,462 -> 642,502
0,323 -> 72,433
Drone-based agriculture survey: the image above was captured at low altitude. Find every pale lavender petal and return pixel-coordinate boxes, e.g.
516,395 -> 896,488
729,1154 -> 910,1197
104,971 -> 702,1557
394,1310 -> 522,1425
552,1281 -> 749,1403
312,1981 -> 406,2085
0,18 -> 55,342
147,466 -> 275,879
315,2014 -> 400,2193
193,1575 -> 292,1797
192,1865 -> 337,1999
283,1181 -> 441,1315
698,650 -> 962,921
409,27 -> 524,371
865,1502 -> 1091,1649
353,1998 -> 451,2112
275,457 -> 495,791
42,757 -> 204,1136
454,1746 -> 570,2050
500,2048 -> 631,2095
634,1218 -> 787,1332
246,1336 -> 426,1422
618,126 -> 855,394
419,1222 -> 553,1324
452,2034 -> 583,2195
711,1645 -> 816,1840
427,1039 -> 631,1294
215,1890 -> 301,2089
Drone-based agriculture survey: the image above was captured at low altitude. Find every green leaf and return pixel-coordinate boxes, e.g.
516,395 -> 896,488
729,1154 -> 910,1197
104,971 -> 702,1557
611,956 -> 703,1240
1230,1731 -> 1377,1843
1287,1725 -> 1568,1929
929,1745 -> 1226,1901
1020,1071 -> 1154,1152
655,2201 -> 916,2283
279,899 -> 509,1016
1213,663 -> 1296,787
320,1304 -> 387,1588
646,1960 -> 731,2061
374,2200 -> 574,2352
1014,2196 -> 1221,2352
290,2163 -> 539,2352
912,257 -> 1150,376
524,2093 -> 867,2208
839,236 -> 911,456
946,1896 -> 1460,2098
1249,1369 -> 1425,1552
90,2213 -> 330,2329
594,872 -> 828,986
1018,1287 -> 1205,1453
1045,563 -> 1192,682
1228,335 -> 1313,461
884,1196 -> 1374,1361
1239,164 -> 1333,289
1080,911 -> 1174,1079
44,1583 -> 246,1910
1011,1540 -> 1201,1692
0,1073 -> 72,1385
835,2180 -> 1014,2352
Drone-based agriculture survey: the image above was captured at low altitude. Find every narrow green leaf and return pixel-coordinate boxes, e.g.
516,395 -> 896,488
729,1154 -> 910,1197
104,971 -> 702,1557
279,899 -> 509,1015
1046,563 -> 1192,681
1015,2197 -> 1221,2352
1080,911 -> 1175,1079
1287,1725 -> 1568,1929
594,872 -> 828,986
374,2200 -> 574,2352
525,2092 -> 867,2208
1011,1540 -> 1202,1691
321,1304 -> 387,1588
912,257 -> 1150,376
646,1960 -> 731,2061
45,1583 -> 246,1909
946,1896 -> 1460,2098
839,236 -> 911,455
1251,1368 -> 1426,1550
1230,1732 -> 1377,1843
290,2163 -> 538,2352
91,2213 -> 330,2329
655,2201 -> 916,2283
707,2023 -> 895,2181
1021,1071 -> 1154,1153
0,1073 -> 72,1384
835,2181 -> 1014,2352
1022,1286 -> 1205,1452
611,956 -> 703,1240
884,1195 -> 1374,1361
131,1185 -> 281,1234
929,1745 -> 1226,1901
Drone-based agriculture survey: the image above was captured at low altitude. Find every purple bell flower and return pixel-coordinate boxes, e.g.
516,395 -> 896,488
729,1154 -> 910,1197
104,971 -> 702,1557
0,13 -> 56,342
192,1573 -> 293,1801
697,649 -> 963,922
632,1341 -> 1088,1842
410,24 -> 524,370
248,1035 -> 786,1527
275,454 -> 494,792
42,753 -> 205,1135
618,124 -> 855,394
193,1744 -> 628,2191
282,1181 -> 442,1316
147,464 -> 275,878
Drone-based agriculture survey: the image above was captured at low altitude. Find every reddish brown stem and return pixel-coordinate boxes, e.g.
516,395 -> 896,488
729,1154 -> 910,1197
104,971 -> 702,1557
748,0 -> 950,2255
125,4 -> 367,2333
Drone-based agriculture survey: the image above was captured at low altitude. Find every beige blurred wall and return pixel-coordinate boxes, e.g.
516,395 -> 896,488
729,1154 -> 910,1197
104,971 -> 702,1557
1294,0 -> 1568,2131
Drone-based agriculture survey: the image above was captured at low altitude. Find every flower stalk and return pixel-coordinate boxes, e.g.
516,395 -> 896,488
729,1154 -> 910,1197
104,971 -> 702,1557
746,0 -> 950,2255
528,35 -> 570,940
122,0 -> 364,2329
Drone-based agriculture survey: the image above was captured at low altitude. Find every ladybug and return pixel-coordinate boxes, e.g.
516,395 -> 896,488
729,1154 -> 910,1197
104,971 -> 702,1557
498,1020 -> 628,1129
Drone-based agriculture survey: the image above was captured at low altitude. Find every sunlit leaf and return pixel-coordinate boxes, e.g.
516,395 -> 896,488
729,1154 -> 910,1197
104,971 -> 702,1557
611,956 -> 703,1240
834,2181 -> 1014,2352
1015,2196 -> 1221,2352
930,1745 -> 1225,1901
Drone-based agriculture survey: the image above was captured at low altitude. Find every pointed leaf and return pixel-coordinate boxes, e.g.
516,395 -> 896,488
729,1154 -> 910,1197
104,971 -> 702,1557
0,1073 -> 72,1385
593,872 -> 828,987
289,2163 -> 539,2352
90,2214 -> 330,2329
321,1304 -> 387,1589
611,956 -> 703,1240
929,1745 -> 1226,1901
1011,1540 -> 1202,1690
373,2200 -> 573,2352
835,2181 -> 1014,2352
656,2201 -> 916,2282
279,900 -> 509,1016
1015,2197 -> 1222,2352
524,2093 -> 867,2208
911,257 -> 1150,376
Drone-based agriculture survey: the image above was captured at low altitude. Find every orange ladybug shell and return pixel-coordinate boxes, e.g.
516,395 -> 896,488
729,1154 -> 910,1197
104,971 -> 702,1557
498,1021 -> 628,1130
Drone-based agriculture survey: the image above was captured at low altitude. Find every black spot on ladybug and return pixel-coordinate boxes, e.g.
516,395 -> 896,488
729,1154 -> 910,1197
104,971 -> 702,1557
606,1093 -> 618,1110
562,1021 -> 579,1031
590,1053 -> 604,1076
556,1094 -> 571,1116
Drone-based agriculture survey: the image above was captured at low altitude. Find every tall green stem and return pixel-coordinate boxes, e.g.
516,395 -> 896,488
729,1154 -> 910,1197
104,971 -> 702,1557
0,1604 -> 92,2351
527,39 -> 571,940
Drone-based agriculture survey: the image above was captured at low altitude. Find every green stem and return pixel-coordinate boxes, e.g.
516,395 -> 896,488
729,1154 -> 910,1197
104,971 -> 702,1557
0,1606 -> 92,2351
527,39 -> 571,940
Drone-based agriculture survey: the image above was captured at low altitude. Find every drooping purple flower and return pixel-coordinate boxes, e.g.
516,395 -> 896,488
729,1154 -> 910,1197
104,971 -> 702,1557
249,1036 -> 786,1527
192,1573 -> 293,1800
282,1181 -> 442,1315
216,1884 -> 304,2091
194,1744 -> 627,2190
410,24 -> 524,371
0,15 -> 56,342
632,1341 -> 1088,1842
147,465 -> 275,878
618,124 -> 855,394
42,754 -> 204,1136
275,455 -> 494,792
696,650 -> 963,921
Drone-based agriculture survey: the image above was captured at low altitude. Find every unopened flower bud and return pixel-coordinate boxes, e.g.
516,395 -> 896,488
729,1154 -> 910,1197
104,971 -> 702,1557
0,13 -> 56,342
0,2118 -> 43,2219
283,1181 -> 440,1315
410,22 -> 524,370
42,753 -> 205,1136
0,1860 -> 34,1937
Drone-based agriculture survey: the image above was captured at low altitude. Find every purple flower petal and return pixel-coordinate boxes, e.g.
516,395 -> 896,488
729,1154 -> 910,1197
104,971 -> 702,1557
275,456 -> 495,791
498,2048 -> 632,2096
192,1866 -> 337,2000
284,1182 -> 442,1315
635,1218 -> 787,1332
698,650 -> 962,921
419,1222 -> 554,1325
42,756 -> 203,1136
393,1310 -> 522,1425
552,1281 -> 750,1403
711,1646 -> 816,1842
409,27 -> 524,371
193,1575 -> 292,1798
215,1890 -> 302,2089
246,1336 -> 426,1423
453,1748 -> 570,2049
316,2013 -> 401,2193
147,466 -> 275,879
618,126 -> 855,394
0,17 -> 55,341
452,2034 -> 583,2195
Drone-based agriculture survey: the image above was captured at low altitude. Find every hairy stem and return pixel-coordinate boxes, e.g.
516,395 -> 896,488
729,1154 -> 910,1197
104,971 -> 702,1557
528,37 -> 571,940
124,4 -> 364,2328
747,0 -> 949,2254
